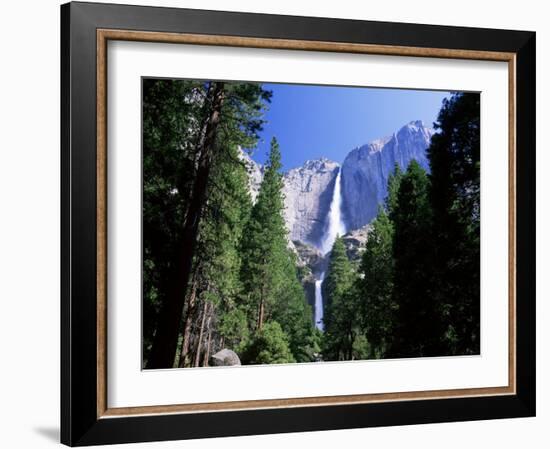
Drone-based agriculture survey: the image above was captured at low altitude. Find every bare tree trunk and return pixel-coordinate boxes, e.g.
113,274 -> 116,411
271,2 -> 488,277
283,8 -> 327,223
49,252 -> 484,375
257,266 -> 267,331
178,276 -> 199,368
348,328 -> 354,360
194,301 -> 209,367
147,82 -> 226,369
257,298 -> 265,331
204,327 -> 212,367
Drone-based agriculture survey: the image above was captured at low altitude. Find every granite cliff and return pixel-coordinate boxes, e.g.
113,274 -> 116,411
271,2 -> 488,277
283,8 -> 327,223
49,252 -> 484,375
242,120 -> 433,248
341,120 -> 432,229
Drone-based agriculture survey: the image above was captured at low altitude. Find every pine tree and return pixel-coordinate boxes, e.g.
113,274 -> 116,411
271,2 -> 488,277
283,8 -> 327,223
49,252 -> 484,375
270,250 -> 318,363
322,237 -> 359,360
388,160 -> 442,358
358,207 -> 395,358
177,140 -> 253,367
240,137 -> 315,363
142,79 -> 206,363
427,92 -> 480,355
240,137 -> 288,330
385,163 -> 404,215
145,80 -> 272,368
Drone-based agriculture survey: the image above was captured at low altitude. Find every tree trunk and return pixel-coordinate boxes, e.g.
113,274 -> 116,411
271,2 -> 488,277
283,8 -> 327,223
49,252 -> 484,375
147,82 -> 225,369
203,326 -> 212,367
257,264 -> 267,331
257,298 -> 265,331
194,301 -> 209,367
348,328 -> 354,360
177,276 -> 199,368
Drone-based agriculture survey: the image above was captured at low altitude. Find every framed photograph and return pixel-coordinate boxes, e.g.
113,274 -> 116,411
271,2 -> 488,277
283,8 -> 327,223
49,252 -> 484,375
61,1 -> 536,446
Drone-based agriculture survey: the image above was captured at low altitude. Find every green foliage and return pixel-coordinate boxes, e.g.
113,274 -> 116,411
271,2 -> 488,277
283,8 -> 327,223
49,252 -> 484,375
358,207 -> 395,358
427,92 -> 481,355
218,307 -> 250,353
322,237 -> 361,360
143,78 -> 480,367
240,137 -> 287,322
352,334 -> 371,360
242,322 -> 296,365
142,79 -> 204,358
377,92 -> 480,359
221,83 -> 273,150
388,160 -> 443,357
191,139 -> 253,336
323,237 -> 355,305
385,163 -> 403,215
269,250 -> 318,362
142,79 -> 273,366
239,138 -> 315,363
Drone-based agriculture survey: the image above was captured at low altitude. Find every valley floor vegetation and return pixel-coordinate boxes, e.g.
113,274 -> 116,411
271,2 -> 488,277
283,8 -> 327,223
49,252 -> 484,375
142,78 -> 480,369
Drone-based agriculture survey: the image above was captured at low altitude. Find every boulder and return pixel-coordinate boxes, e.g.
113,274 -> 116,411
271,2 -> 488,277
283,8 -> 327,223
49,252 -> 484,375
209,349 -> 241,367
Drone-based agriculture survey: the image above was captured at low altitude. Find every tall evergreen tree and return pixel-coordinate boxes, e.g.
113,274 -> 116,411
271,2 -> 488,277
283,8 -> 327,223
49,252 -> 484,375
385,163 -> 404,215
177,140 -> 253,367
146,80 -> 272,368
142,79 -> 205,362
270,250 -> 319,363
322,237 -> 360,360
143,80 -> 481,368
358,207 -> 395,358
240,137 -> 288,330
427,92 -> 480,355
388,160 -> 442,358
240,138 -> 315,363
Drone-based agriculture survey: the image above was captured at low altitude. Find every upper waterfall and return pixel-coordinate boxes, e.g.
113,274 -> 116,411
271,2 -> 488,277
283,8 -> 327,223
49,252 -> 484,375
282,158 -> 340,245
319,168 -> 347,255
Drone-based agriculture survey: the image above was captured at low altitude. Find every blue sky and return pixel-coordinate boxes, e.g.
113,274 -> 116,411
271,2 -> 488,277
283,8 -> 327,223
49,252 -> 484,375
247,83 -> 450,171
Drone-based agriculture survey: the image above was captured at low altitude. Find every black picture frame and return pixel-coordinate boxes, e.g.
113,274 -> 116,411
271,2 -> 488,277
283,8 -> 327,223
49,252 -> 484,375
61,1 -> 536,446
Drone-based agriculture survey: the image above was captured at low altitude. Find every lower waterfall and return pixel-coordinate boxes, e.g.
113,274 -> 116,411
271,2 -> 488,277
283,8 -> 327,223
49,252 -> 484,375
314,168 -> 347,331
314,273 -> 326,331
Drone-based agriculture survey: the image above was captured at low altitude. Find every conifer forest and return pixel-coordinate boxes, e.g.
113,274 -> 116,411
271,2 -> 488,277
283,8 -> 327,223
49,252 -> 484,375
142,78 -> 480,369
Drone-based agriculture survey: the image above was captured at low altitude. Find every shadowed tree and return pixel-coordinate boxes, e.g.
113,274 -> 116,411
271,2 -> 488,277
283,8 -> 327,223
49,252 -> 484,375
388,160 -> 442,357
358,207 -> 395,358
322,236 -> 359,360
427,92 -> 480,355
146,81 -> 272,368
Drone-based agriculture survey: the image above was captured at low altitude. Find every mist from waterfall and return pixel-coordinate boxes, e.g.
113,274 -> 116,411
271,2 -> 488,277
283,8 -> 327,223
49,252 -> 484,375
314,168 -> 347,331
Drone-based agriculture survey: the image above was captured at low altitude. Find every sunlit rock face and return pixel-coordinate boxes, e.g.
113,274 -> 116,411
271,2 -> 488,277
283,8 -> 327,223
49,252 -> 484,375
243,120 -> 433,245
341,120 -> 433,230
242,120 -> 434,332
239,149 -> 263,202
282,158 -> 340,247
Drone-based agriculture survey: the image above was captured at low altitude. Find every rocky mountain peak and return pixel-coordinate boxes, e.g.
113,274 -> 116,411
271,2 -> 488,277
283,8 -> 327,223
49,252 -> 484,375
341,120 -> 433,230
406,119 -> 425,129
299,157 -> 339,172
397,120 -> 433,143
241,120 -> 433,250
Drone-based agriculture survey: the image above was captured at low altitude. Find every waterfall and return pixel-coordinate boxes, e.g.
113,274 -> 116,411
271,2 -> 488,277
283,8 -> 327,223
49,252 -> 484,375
315,168 -> 347,331
314,272 -> 326,331
319,168 -> 347,255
